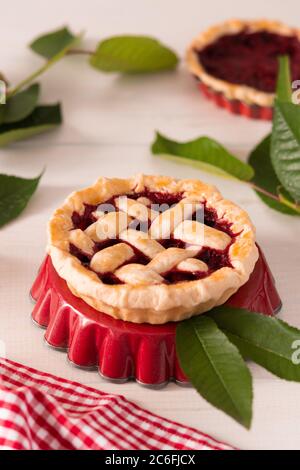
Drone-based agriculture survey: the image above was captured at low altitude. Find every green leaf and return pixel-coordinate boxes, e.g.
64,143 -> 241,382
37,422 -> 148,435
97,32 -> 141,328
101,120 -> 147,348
248,134 -> 299,215
0,104 -> 62,147
210,306 -> 300,382
152,132 -> 254,181
271,100 -> 300,203
0,172 -> 42,228
30,26 -> 77,59
90,35 -> 178,74
1,83 -> 40,124
176,316 -> 252,428
276,56 -> 292,102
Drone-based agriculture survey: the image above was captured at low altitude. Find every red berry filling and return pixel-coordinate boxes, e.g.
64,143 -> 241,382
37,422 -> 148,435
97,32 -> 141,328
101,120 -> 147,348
197,31 -> 300,93
70,192 -> 235,284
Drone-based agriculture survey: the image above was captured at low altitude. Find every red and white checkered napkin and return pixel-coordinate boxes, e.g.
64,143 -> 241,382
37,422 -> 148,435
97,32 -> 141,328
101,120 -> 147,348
0,358 -> 234,451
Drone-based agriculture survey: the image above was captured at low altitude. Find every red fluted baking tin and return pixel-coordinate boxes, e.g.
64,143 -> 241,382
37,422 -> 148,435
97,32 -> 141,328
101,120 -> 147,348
198,82 -> 273,120
30,246 -> 281,387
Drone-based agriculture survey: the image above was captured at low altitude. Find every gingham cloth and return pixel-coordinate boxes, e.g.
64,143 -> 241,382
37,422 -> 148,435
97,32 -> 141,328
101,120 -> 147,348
0,358 -> 234,450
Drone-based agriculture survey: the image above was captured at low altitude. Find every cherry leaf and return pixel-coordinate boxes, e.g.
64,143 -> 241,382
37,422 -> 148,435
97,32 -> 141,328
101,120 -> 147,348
3,83 -> 40,124
0,104 -> 62,147
176,315 -> 252,428
30,26 -> 78,59
0,172 -> 42,228
210,306 -> 300,382
271,56 -> 300,203
90,36 -> 178,74
152,131 -> 254,181
248,134 -> 299,215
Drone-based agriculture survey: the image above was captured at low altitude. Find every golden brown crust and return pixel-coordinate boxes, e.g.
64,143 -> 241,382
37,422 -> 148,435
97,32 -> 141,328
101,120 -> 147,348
186,19 -> 300,106
47,174 -> 258,324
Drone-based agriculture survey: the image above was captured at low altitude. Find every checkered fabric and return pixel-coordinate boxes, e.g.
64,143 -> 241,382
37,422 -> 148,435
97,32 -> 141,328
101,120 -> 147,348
0,358 -> 234,450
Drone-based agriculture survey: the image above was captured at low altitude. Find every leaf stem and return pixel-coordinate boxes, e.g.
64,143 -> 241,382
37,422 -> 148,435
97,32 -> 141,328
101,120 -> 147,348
7,34 -> 83,98
7,61 -> 51,97
247,182 -> 281,202
7,49 -> 90,98
247,180 -> 300,213
67,48 -> 93,55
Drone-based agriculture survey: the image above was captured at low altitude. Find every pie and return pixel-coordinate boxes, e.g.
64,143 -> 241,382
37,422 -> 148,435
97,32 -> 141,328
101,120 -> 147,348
47,174 -> 258,324
187,19 -> 300,108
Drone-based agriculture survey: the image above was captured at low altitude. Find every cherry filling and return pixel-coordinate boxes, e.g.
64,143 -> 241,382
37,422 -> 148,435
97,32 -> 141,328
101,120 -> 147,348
71,204 -> 98,231
70,192 -> 235,285
129,189 -> 184,206
197,30 -> 300,93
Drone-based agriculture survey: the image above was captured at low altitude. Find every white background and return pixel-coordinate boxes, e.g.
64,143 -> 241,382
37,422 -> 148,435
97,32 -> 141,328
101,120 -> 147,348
1,0 -> 300,450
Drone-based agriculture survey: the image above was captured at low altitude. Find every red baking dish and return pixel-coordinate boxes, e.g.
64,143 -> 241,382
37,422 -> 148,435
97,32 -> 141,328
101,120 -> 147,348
198,82 -> 273,120
30,246 -> 281,387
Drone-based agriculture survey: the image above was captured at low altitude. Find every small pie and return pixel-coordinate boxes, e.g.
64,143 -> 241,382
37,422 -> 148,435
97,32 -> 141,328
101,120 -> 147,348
48,174 -> 258,324
187,19 -> 300,108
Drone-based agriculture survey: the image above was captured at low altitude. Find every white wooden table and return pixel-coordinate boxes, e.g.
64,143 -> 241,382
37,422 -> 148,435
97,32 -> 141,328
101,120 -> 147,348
1,0 -> 300,450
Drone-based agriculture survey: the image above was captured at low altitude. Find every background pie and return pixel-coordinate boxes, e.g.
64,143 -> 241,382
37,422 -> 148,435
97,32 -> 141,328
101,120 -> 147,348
187,19 -> 300,117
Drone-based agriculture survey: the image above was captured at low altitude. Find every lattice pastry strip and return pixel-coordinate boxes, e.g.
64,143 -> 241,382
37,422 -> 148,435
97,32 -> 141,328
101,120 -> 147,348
119,229 -> 164,259
177,258 -> 209,273
83,209 -> 106,240
92,209 -> 105,220
136,196 -> 152,206
174,220 -> 231,250
85,211 -> 132,242
148,247 -> 199,273
69,229 -> 95,257
90,243 -> 134,274
115,196 -> 158,222
149,198 -> 203,240
113,264 -> 165,285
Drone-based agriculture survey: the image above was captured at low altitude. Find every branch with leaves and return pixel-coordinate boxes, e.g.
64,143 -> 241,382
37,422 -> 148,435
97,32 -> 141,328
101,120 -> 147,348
152,57 -> 300,216
0,26 -> 178,147
0,26 -> 178,227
